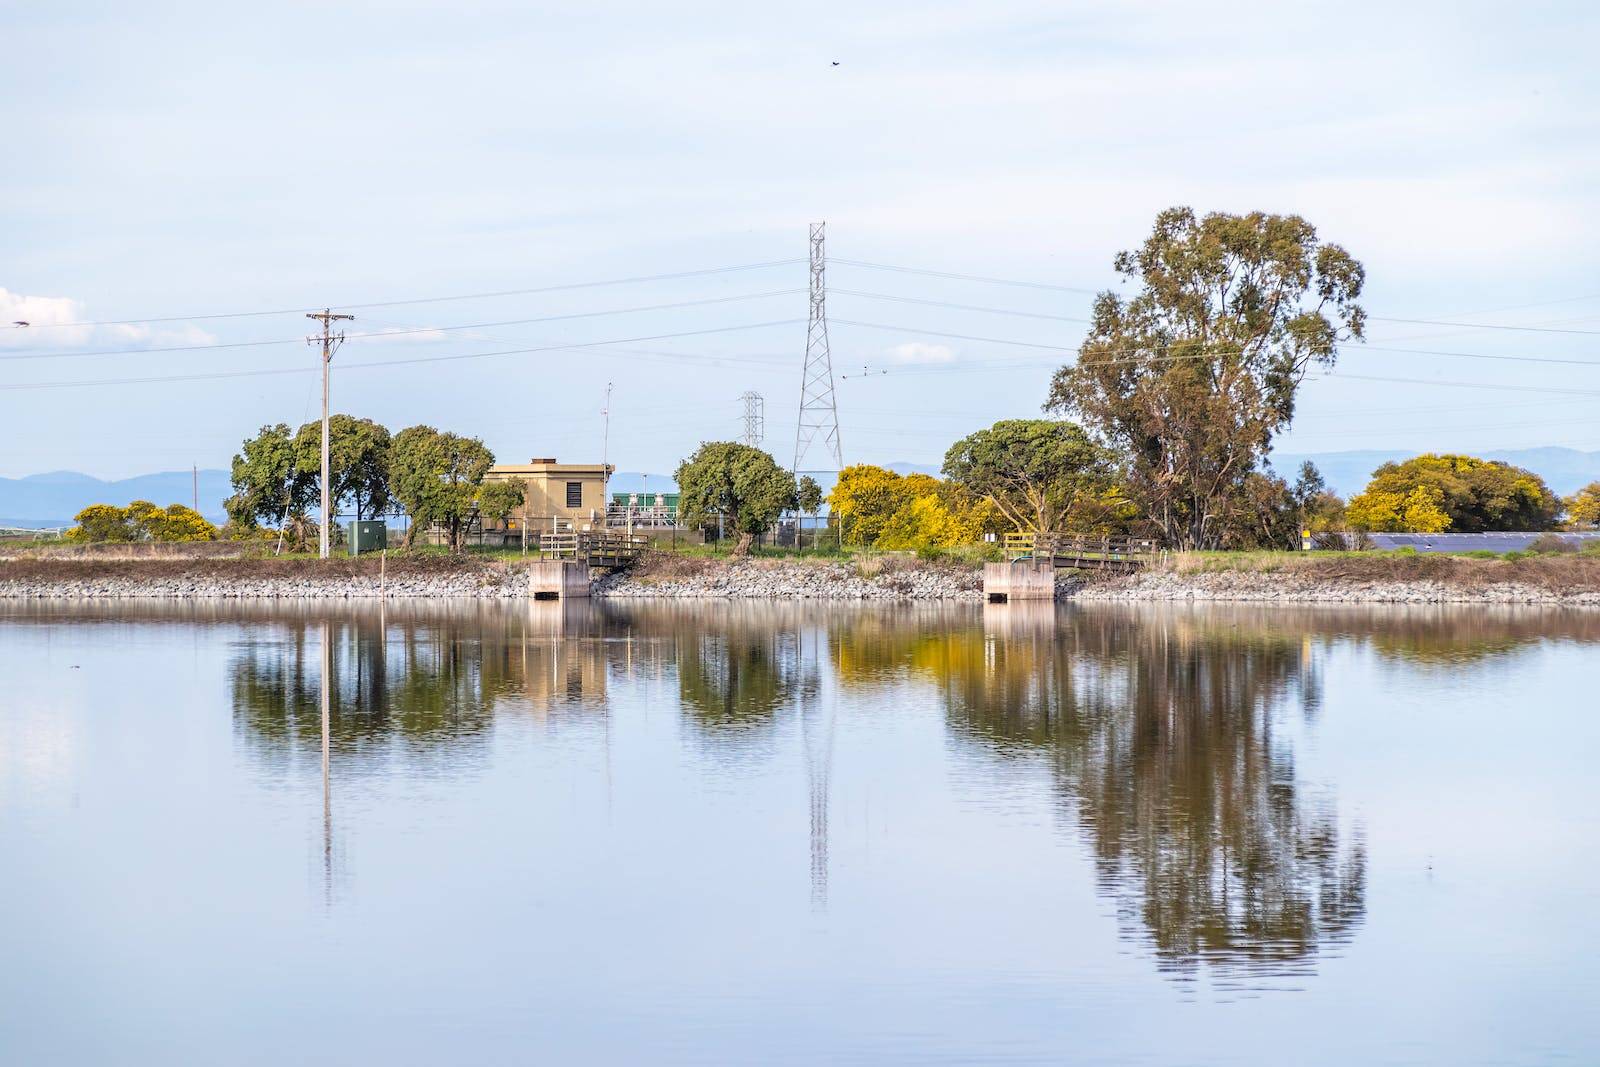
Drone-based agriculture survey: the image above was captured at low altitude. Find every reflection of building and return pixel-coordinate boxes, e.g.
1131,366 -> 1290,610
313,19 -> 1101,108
484,457 -> 613,534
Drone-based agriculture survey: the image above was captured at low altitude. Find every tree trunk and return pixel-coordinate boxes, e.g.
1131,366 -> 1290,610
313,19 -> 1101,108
733,530 -> 754,557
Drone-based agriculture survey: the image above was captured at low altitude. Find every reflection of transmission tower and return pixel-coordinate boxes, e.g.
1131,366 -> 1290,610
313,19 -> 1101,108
800,624 -> 833,911
739,391 -> 765,447
793,221 -> 841,473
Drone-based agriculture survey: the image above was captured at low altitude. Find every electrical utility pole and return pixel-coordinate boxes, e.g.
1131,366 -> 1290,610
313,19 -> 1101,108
794,221 -> 842,475
739,391 -> 765,447
307,309 -> 353,559
601,381 -> 614,523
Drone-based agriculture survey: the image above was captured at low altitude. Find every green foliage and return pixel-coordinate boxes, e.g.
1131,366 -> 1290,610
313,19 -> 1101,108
67,501 -> 217,543
291,414 -> 393,520
1346,454 -> 1560,533
476,478 -> 527,527
674,442 -> 797,555
390,425 -> 496,551
942,418 -> 1122,533
67,503 -> 136,542
226,423 -> 310,529
795,475 -> 823,516
1046,207 -> 1365,549
1564,481 -> 1600,528
828,464 -> 997,549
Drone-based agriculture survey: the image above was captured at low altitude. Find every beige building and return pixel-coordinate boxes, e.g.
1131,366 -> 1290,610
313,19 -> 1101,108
483,458 -> 613,534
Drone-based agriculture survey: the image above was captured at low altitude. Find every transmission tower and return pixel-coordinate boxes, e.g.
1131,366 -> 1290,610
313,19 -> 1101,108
738,391 -> 765,447
793,221 -> 842,473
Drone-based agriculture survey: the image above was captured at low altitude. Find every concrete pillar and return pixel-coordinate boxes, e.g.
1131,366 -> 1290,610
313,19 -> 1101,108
529,559 -> 591,600
982,561 -> 1054,602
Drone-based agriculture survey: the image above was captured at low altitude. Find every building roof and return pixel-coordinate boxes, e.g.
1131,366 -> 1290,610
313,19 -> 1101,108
486,459 -> 612,478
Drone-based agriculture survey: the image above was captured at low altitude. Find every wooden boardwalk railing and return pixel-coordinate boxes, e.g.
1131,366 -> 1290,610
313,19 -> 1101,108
1003,533 -> 1157,572
537,530 -> 651,569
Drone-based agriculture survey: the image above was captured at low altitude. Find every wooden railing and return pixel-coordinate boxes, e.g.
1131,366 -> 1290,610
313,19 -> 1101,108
1005,533 -> 1157,570
537,530 -> 651,568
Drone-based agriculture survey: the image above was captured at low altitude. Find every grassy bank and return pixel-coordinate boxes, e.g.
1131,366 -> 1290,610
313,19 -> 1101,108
1155,550 -> 1600,591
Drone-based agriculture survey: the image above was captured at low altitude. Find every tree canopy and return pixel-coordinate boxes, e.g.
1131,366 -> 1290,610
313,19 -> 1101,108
68,501 -> 217,543
226,423 -> 310,529
674,442 -> 796,555
390,425 -> 496,550
828,464 -> 998,549
941,419 -> 1121,534
291,415 -> 393,521
1565,482 -> 1600,529
1047,207 -> 1365,549
1345,454 -> 1559,533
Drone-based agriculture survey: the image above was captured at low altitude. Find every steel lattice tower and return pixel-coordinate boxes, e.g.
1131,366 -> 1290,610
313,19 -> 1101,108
739,391 -> 765,447
793,222 -> 842,473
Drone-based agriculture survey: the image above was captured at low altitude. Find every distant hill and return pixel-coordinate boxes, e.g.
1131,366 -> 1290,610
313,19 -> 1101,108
14,451 -> 1591,530
1273,448 -> 1600,498
0,470 -> 232,528
607,463 -> 941,507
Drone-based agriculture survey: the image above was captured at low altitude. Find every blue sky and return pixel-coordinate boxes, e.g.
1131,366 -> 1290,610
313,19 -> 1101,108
3,0 -> 1598,479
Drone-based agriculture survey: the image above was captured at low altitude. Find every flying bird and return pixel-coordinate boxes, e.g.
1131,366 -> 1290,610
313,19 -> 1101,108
831,61 -> 840,66
11,320 -> 28,327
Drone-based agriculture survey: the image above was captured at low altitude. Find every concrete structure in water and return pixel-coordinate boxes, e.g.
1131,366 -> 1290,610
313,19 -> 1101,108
529,559 -> 591,600
982,561 -> 1054,602
483,458 -> 614,537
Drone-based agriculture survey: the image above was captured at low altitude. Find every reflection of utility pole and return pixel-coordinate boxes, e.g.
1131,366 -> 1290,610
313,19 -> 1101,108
320,619 -> 333,904
307,310 -> 353,559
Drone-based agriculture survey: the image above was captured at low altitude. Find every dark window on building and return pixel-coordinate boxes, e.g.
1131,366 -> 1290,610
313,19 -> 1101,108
566,481 -> 583,508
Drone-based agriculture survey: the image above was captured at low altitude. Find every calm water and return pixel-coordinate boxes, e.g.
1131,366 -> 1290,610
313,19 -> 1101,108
2,599 -> 1597,1065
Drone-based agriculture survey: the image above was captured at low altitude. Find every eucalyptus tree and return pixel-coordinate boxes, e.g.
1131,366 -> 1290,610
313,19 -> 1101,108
1047,207 -> 1365,549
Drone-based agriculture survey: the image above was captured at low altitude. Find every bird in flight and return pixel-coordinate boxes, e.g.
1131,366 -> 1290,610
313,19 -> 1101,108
11,320 -> 28,327
831,61 -> 840,66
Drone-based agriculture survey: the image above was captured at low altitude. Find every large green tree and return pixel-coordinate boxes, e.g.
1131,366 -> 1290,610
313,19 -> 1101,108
226,423 -> 312,529
390,425 -> 496,550
675,442 -> 796,556
291,415 -> 393,521
941,418 -> 1119,533
1346,454 -> 1559,533
1047,207 -> 1365,549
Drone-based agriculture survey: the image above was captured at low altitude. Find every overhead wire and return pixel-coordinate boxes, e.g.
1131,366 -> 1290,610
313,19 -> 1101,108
8,258 -> 806,331
0,320 -> 805,391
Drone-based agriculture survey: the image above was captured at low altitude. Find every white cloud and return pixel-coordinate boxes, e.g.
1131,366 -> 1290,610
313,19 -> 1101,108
0,288 -> 92,347
0,289 -> 218,349
886,341 -> 957,365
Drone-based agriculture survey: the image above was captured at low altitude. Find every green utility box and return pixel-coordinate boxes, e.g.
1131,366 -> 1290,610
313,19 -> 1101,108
346,520 -> 387,556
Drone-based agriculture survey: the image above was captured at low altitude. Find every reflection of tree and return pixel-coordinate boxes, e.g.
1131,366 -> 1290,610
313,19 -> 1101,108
847,605 -> 1366,980
669,605 -> 818,735
229,603 -> 632,777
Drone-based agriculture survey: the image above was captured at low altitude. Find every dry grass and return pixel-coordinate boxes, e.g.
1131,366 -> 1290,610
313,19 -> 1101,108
0,552 -> 504,583
1159,550 -> 1600,592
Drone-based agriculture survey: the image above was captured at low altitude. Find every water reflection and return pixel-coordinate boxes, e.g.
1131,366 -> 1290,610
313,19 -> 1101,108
11,598 -> 1588,984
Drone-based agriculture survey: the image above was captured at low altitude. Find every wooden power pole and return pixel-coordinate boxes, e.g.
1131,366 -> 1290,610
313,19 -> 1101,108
307,309 -> 353,559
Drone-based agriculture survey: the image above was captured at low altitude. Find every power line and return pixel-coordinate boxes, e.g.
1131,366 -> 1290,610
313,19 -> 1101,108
0,288 -> 803,361
0,320 -> 805,391
1366,315 -> 1600,336
10,258 -> 806,331
832,288 -> 1091,323
835,257 -> 1600,336
831,258 -> 1099,295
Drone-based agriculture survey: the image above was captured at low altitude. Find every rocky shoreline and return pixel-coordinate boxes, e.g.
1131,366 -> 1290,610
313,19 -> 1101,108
3,553 -> 1600,604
